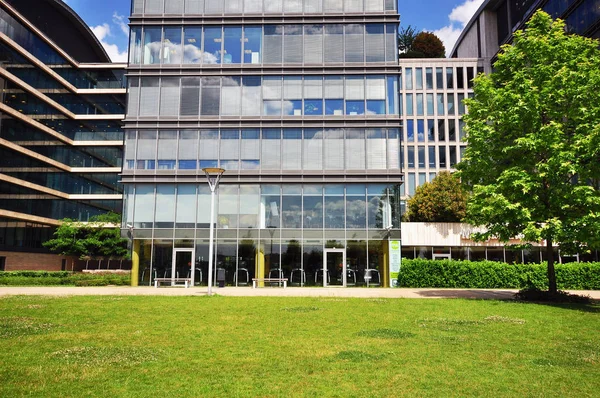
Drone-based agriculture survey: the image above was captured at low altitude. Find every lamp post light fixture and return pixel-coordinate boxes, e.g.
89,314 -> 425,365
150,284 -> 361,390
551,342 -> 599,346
203,167 -> 225,296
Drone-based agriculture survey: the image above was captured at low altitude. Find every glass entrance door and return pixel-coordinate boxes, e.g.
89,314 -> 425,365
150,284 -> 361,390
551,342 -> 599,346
172,249 -> 194,285
323,249 -> 346,287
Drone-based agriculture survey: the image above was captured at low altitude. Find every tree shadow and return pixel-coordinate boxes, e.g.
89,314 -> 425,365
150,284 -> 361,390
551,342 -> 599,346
416,289 -> 516,300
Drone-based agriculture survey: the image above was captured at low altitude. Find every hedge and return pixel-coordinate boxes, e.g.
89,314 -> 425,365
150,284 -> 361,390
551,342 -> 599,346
0,271 -> 130,287
397,259 -> 600,290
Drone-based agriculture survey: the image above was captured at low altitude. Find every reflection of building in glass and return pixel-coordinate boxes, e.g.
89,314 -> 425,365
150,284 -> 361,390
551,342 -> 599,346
451,0 -> 600,69
124,0 -> 402,287
0,0 -> 126,270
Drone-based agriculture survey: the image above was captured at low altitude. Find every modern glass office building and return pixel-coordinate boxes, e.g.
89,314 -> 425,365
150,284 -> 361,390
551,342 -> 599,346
124,0 -> 403,287
0,0 -> 126,270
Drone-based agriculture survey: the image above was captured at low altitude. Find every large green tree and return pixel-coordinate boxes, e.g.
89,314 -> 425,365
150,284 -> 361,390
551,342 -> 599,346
404,171 -> 468,222
458,11 -> 600,293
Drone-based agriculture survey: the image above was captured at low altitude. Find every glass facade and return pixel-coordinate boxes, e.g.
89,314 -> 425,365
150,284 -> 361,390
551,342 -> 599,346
125,0 -> 401,286
131,0 -> 397,15
0,2 -> 126,260
130,24 -> 398,65
128,75 -> 399,118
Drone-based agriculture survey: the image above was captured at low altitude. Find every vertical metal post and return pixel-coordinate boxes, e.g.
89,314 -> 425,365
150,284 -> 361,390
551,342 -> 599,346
203,167 -> 224,296
207,187 -> 216,295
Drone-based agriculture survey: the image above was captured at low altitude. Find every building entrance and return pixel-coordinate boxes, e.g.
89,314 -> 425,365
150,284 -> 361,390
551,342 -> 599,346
172,249 -> 195,285
323,249 -> 346,287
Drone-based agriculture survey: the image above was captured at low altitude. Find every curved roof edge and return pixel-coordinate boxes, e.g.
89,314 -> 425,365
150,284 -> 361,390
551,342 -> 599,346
450,0 -> 494,57
6,0 -> 112,63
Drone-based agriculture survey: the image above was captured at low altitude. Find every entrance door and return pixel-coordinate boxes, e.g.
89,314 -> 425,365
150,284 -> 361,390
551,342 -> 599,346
323,249 -> 346,287
172,249 -> 194,286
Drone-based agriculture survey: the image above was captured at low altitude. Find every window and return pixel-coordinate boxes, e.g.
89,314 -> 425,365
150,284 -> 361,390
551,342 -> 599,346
304,25 -> 323,64
415,68 -> 423,90
345,24 -> 364,62
183,27 -> 202,64
425,68 -> 433,89
264,25 -> 283,64
284,25 -> 303,63
243,26 -> 262,64
446,67 -> 454,89
405,68 -> 413,89
180,77 -> 200,116
203,27 -> 222,64
365,24 -> 385,62
324,25 -> 343,63
143,27 -> 162,64
436,67 -> 443,89
163,27 -> 183,64
428,146 -> 436,168
223,26 -> 242,64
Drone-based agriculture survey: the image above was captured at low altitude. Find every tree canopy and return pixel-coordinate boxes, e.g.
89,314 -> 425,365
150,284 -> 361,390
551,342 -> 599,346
404,171 -> 468,222
44,212 -> 129,268
412,32 -> 446,58
398,25 -> 418,54
458,11 -> 600,293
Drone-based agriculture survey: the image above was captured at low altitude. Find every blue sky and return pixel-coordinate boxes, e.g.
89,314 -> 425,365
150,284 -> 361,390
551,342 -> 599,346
64,0 -> 484,61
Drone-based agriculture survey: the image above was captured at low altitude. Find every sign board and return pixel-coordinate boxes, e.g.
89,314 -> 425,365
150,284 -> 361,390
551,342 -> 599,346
389,240 -> 401,287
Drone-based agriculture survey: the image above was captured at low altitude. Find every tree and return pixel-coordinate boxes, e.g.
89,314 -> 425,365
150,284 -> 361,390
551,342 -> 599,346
404,171 -> 468,222
412,31 -> 446,58
457,11 -> 600,294
398,25 -> 418,54
44,212 -> 129,270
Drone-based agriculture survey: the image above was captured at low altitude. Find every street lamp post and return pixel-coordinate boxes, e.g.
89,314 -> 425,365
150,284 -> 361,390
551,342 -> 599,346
203,167 -> 225,296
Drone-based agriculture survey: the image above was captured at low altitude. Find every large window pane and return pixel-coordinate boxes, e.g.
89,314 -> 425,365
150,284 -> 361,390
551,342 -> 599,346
264,25 -> 283,64
163,27 -> 183,64
284,25 -> 303,63
134,185 -> 155,228
155,185 -> 176,228
176,185 -> 196,228
223,26 -> 242,64
345,24 -> 364,62
324,25 -> 343,63
203,27 -> 222,64
304,25 -> 323,64
143,27 -> 162,64
243,26 -> 262,64
242,76 -> 261,116
183,27 -> 202,64
365,24 -> 385,62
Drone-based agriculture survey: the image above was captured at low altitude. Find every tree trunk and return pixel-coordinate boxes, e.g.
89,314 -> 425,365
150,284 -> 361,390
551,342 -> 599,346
546,238 -> 557,294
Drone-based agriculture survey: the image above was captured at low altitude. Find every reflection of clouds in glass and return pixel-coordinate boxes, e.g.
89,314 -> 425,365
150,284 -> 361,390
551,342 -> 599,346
263,99 -> 293,115
162,41 -> 182,63
346,24 -> 364,34
222,76 -> 241,87
182,44 -> 218,64
305,25 -> 323,35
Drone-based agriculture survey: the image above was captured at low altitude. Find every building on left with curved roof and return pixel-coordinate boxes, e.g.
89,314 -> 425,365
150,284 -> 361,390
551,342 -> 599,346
0,0 -> 126,271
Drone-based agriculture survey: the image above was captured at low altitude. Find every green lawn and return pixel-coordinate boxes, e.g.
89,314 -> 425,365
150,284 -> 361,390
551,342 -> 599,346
0,296 -> 598,397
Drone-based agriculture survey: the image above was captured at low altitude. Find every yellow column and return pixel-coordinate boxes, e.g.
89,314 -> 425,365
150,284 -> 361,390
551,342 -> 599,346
131,240 -> 140,287
256,249 -> 265,287
382,241 -> 390,288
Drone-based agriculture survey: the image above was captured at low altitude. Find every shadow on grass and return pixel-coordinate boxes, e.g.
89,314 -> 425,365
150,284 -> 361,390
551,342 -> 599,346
415,289 -> 516,300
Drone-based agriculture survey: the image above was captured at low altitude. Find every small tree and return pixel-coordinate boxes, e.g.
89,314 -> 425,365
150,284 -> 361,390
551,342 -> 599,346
44,212 -> 129,270
458,11 -> 600,294
398,25 -> 418,54
42,219 -> 87,271
412,31 -> 446,58
404,171 -> 468,222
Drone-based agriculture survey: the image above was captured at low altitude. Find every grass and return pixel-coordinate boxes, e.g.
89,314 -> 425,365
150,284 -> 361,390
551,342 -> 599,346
0,296 -> 598,397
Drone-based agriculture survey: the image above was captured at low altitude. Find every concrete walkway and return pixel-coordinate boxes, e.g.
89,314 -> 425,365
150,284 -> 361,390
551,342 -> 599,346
1,286 -> 599,300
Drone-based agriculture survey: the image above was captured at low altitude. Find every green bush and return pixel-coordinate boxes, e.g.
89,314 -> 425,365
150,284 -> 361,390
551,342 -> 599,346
397,259 -> 600,290
0,271 -> 130,286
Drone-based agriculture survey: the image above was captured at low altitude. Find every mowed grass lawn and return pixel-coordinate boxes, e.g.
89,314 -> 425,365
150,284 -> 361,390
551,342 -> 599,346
0,296 -> 598,397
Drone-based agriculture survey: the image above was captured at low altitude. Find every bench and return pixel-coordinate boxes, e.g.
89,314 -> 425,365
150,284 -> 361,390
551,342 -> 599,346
252,278 -> 288,289
154,277 -> 192,288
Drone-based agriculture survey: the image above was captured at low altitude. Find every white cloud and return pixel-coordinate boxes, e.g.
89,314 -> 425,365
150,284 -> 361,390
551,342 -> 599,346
90,23 -> 128,62
112,12 -> 129,36
430,0 -> 485,56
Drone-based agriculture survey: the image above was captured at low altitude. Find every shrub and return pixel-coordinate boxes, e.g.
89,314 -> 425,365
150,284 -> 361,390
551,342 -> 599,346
397,259 -> 600,290
0,271 -> 130,286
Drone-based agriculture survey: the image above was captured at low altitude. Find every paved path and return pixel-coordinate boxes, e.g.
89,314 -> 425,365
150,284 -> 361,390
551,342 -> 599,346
1,286 -> 599,300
